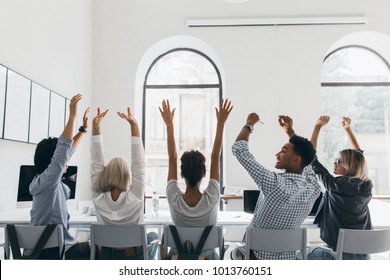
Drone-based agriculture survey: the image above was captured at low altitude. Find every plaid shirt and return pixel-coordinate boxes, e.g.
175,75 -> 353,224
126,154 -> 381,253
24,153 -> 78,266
232,140 -> 321,260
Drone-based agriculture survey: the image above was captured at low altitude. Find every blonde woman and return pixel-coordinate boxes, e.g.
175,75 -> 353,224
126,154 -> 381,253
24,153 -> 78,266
308,116 -> 373,260
90,107 -> 157,259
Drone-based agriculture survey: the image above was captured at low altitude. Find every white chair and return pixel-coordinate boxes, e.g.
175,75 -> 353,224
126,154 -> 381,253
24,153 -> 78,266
4,224 -> 64,259
90,224 -> 148,260
162,225 -> 224,260
332,228 -> 390,260
245,227 -> 307,260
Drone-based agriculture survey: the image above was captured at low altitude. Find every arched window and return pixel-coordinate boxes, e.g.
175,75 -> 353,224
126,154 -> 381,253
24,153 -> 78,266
142,48 -> 222,195
321,45 -> 390,195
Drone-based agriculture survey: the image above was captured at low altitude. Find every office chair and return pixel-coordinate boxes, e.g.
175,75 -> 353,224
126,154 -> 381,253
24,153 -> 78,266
162,225 -> 225,260
245,227 -> 307,260
4,224 -> 64,259
332,228 -> 390,260
90,224 -> 148,260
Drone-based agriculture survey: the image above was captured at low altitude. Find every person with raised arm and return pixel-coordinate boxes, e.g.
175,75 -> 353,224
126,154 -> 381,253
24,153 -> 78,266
159,99 -> 232,259
29,93 -> 90,259
90,107 -> 158,259
231,114 -> 320,260
308,116 -> 373,260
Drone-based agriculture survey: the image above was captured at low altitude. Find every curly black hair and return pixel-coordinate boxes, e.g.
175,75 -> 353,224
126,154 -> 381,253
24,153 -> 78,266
289,135 -> 316,169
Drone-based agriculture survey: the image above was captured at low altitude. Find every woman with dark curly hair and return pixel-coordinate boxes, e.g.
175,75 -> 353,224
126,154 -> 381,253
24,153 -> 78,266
159,99 -> 232,230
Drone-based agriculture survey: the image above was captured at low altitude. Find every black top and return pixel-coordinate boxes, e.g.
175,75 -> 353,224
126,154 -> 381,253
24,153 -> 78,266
311,158 -> 373,250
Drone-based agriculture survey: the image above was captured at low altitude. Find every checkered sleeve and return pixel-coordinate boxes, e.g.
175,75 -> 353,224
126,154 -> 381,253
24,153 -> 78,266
232,140 -> 277,195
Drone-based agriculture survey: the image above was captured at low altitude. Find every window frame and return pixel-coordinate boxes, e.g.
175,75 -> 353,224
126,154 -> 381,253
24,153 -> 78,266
142,48 -> 224,193
321,45 -> 390,197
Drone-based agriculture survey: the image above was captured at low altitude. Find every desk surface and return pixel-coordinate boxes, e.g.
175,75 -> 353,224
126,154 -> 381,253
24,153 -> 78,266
0,199 -> 389,228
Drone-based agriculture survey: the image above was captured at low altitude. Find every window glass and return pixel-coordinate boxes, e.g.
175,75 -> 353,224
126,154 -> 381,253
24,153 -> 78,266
322,47 -> 390,83
147,50 -> 219,85
144,49 -> 221,195
321,46 -> 390,195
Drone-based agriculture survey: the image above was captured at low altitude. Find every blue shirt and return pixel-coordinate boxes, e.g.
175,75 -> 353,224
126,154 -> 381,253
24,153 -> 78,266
232,140 -> 321,259
29,135 -> 75,245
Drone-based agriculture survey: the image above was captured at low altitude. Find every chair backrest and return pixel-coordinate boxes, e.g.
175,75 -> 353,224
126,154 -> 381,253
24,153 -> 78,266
245,227 -> 307,260
163,225 -> 224,260
90,224 -> 148,260
4,224 -> 64,259
335,228 -> 390,260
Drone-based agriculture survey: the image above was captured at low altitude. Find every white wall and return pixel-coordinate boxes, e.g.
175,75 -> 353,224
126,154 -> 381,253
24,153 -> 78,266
0,0 -> 92,211
91,0 -> 390,190
1,0 -> 390,213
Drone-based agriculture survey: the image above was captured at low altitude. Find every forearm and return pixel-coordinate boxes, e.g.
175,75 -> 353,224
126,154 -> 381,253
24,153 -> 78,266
310,125 -> 321,150
72,131 -> 85,149
130,139 -> 145,200
235,126 -> 251,142
92,126 -> 101,136
166,124 -> 177,180
130,122 -> 140,137
210,123 -> 224,180
62,115 -> 77,140
345,127 -> 360,150
90,135 -> 105,189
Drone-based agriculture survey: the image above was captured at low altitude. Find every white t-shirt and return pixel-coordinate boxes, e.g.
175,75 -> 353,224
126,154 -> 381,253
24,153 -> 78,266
166,179 -> 220,227
90,135 -> 145,225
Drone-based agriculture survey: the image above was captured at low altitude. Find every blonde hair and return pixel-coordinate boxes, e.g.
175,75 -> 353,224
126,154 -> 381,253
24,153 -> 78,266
94,157 -> 132,193
339,149 -> 369,181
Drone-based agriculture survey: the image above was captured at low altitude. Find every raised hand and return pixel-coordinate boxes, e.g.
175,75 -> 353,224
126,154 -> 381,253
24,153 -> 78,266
82,107 -> 90,131
278,115 -> 295,136
159,99 -> 176,126
315,115 -> 330,128
215,99 -> 233,125
69,93 -> 82,117
117,107 -> 137,125
92,108 -> 109,135
247,113 -> 260,126
341,117 -> 351,130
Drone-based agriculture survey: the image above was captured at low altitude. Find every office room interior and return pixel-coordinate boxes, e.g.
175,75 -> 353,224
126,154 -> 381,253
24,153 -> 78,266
1,0 -> 390,259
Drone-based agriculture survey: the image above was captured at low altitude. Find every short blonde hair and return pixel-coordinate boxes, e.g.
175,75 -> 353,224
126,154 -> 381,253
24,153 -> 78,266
94,157 -> 132,193
339,149 -> 369,181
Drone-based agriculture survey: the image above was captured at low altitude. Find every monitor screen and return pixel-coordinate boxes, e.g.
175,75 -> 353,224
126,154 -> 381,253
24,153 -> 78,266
17,165 -> 78,202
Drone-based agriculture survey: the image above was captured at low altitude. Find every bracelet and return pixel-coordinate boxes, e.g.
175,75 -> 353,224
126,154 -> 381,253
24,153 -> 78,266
78,126 -> 87,133
244,124 -> 253,133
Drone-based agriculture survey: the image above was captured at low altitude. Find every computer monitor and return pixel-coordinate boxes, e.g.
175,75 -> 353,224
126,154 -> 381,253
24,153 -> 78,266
17,165 -> 78,207
243,189 -> 323,215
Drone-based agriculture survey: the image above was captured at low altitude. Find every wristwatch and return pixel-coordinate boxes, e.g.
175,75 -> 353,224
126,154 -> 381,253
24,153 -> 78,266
78,126 -> 87,133
244,124 -> 253,133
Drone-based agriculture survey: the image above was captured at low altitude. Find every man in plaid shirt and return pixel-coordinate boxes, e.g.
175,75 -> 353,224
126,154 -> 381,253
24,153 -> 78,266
232,114 -> 321,259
